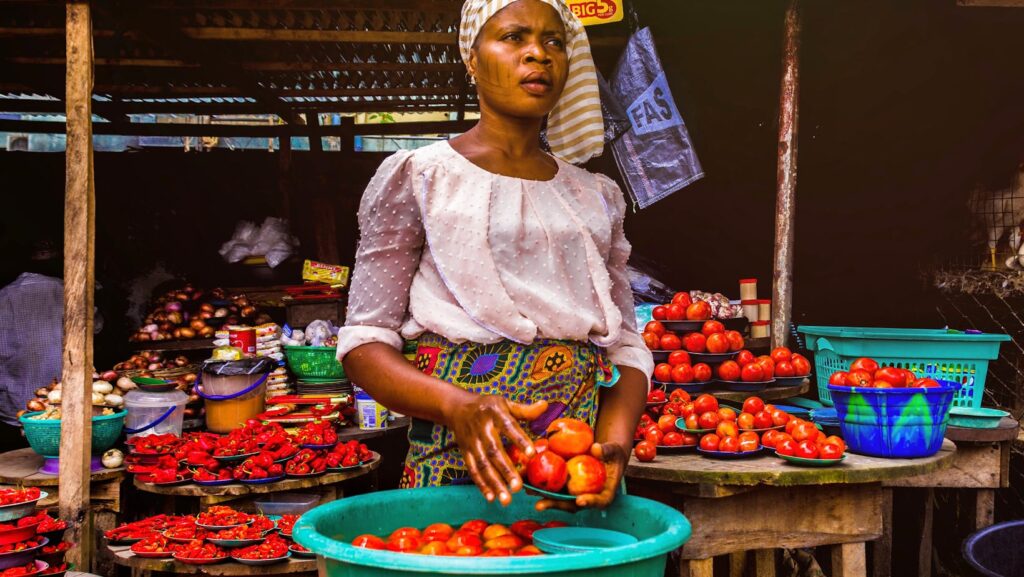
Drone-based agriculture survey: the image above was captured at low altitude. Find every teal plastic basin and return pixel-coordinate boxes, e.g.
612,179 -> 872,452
294,486 -> 691,577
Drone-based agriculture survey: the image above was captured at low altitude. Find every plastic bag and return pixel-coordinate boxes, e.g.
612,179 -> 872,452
218,217 -> 299,268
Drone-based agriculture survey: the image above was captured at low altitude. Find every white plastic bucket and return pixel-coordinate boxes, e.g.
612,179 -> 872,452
123,389 -> 189,438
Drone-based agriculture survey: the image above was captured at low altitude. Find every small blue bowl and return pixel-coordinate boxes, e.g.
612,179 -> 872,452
532,527 -> 639,553
240,475 -> 285,485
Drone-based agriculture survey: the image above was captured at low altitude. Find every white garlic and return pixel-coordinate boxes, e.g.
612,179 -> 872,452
101,449 -> 124,468
92,381 -> 113,394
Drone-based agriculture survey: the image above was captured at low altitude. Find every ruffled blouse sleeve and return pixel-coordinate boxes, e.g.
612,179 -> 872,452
596,174 -> 654,382
336,150 -> 424,361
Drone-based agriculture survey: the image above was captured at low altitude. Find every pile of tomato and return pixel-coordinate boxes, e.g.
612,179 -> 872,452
763,420 -> 847,460
507,418 -> 606,496
275,515 -> 298,536
353,518 -> 568,556
0,488 -> 41,507
828,357 -> 940,389
650,291 -> 713,323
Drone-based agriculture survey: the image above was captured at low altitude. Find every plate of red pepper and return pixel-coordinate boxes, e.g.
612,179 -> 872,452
249,516 -> 276,535
275,515 -> 298,537
288,542 -> 314,559
233,453 -> 285,483
105,515 -> 193,544
130,534 -> 178,559
230,535 -> 290,566
284,449 -> 327,477
192,467 -> 236,486
326,441 -> 376,471
173,541 -> 227,565
163,525 -> 208,544
0,560 -> 47,577
195,507 -> 253,531
38,562 -> 67,577
207,525 -> 266,548
127,433 -> 182,455
294,421 -> 338,450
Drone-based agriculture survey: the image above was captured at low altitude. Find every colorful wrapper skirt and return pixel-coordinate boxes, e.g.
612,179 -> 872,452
399,333 -> 610,489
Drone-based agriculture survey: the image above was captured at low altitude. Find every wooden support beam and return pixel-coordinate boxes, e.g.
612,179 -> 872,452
771,0 -> 800,349
59,0 -> 94,572
0,118 -> 475,137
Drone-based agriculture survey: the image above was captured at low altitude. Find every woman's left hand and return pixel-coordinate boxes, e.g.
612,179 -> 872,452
534,442 -> 629,512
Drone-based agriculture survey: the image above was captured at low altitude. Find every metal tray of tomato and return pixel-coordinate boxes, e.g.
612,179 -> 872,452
298,442 -> 336,451
232,552 -> 291,566
206,537 -> 266,549
172,553 -> 228,565
213,452 -> 259,465
0,537 -> 48,571
777,453 -> 846,467
238,475 -> 286,486
522,484 -> 576,502
655,443 -> 697,454
196,519 -> 253,532
717,379 -> 775,392
771,376 -> 807,387
697,446 -> 765,460
288,544 -> 315,559
0,522 -> 40,547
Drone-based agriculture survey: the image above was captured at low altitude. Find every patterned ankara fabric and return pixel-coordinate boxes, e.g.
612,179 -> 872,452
459,0 -> 605,165
399,333 -> 608,488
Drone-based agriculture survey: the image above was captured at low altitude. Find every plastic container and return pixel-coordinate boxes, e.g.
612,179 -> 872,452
20,411 -> 126,458
799,325 -> 1010,407
948,407 -> 1010,429
199,359 -> 273,434
284,346 -> 346,380
963,519 -> 1024,577
354,389 -> 387,430
827,380 -> 958,458
123,389 -> 188,438
255,493 -> 321,516
294,485 -> 691,577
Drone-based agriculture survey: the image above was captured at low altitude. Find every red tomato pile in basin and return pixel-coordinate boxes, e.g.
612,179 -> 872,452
352,518 -> 568,556
509,419 -> 606,497
828,357 -> 941,389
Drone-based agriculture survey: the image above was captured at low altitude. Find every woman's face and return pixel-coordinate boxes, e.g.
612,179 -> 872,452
468,0 -> 569,120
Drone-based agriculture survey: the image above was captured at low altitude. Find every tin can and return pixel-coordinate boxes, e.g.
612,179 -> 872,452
228,326 -> 256,357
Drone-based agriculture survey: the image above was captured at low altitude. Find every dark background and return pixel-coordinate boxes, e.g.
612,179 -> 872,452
4,0 -> 1024,359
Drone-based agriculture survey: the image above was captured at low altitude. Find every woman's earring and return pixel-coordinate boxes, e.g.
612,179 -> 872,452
466,73 -> 476,86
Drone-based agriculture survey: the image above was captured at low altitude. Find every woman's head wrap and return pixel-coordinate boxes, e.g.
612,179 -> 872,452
459,0 -> 605,164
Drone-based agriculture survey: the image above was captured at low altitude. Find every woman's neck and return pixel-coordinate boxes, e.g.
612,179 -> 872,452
468,112 -> 545,160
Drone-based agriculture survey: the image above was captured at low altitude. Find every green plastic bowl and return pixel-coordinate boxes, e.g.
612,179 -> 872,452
294,486 -> 691,577
948,407 -> 1010,429
19,410 -> 126,457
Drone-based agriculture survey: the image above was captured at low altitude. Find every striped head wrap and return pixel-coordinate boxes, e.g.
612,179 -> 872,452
459,0 -> 605,164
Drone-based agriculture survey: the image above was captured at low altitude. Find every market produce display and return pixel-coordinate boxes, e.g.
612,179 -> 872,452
129,285 -> 270,343
827,357 -> 939,389
19,372 -> 127,420
351,518 -> 568,556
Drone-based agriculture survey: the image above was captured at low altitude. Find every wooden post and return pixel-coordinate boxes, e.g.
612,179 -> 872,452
60,0 -> 95,572
771,0 -> 801,349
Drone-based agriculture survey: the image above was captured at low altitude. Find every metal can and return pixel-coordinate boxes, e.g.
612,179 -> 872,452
227,326 -> 256,357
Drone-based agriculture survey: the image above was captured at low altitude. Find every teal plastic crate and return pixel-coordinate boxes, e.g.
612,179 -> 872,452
798,326 -> 1009,407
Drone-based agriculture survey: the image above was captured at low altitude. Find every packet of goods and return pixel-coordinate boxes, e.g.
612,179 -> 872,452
256,323 -> 279,339
302,260 -> 350,288
211,346 -> 244,361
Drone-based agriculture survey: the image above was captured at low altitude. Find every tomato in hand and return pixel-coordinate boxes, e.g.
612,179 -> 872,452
525,451 -> 568,492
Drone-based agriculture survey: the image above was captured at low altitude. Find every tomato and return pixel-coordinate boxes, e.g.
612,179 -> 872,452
657,414 -> 679,433
724,330 -> 745,352
770,408 -> 791,427
390,527 -> 422,540
566,455 -> 607,496
756,358 -> 775,380
671,364 -> 695,384
791,354 -> 811,376
643,332 -> 660,350
822,435 -> 847,453
717,361 -> 741,381
738,434 -> 759,452
874,367 -> 905,387
761,430 -> 780,448
420,541 -> 449,555
680,432 -> 699,446
652,305 -> 668,320
685,301 -> 712,320
546,418 -> 594,459
484,534 -> 525,551
698,411 -> 721,429
653,363 -> 673,383
741,363 -> 765,383
525,451 -> 568,492
669,389 -> 690,404
736,350 -> 756,367
454,545 -> 484,556
693,363 -> 712,382
668,350 -> 692,366
829,371 -> 849,386
699,434 -> 721,451
849,357 -> 880,375
662,402 -> 682,416
679,402 -> 696,418
785,418 -> 802,435
482,548 -> 513,557
770,347 -> 792,364
644,321 -> 666,337
660,333 -> 682,351
633,441 -> 656,462
719,436 -> 740,452
742,396 -> 765,414
705,333 -> 730,354
682,414 -> 699,430
662,432 -> 683,446
737,412 -> 755,430
671,292 -> 693,307
682,332 -> 706,353
845,370 -> 873,387
516,545 -> 542,556
753,411 -> 773,429
775,361 -> 795,377
820,443 -> 843,460
791,422 -> 820,443
648,388 -> 667,403
775,436 -> 797,456
666,304 -> 686,321
913,378 -> 940,388
716,421 -> 739,438
701,320 -> 725,336
795,440 -> 820,459
901,368 -> 916,386
482,524 -> 511,541
460,519 -> 489,535
644,427 -> 665,445
717,407 -> 737,422
872,381 -> 893,388
693,394 -> 719,415
387,536 -> 422,552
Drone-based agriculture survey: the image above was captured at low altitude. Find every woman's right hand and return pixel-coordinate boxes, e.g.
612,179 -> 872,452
446,395 -> 548,507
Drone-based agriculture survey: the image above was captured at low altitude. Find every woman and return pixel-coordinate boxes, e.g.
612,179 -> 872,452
337,0 -> 652,510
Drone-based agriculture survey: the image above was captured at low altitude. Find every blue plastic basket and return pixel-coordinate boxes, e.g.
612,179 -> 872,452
799,326 -> 1009,407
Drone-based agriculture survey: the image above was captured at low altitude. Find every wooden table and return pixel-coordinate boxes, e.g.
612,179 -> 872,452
626,440 -> 957,577
0,448 -> 126,575
109,545 -> 316,576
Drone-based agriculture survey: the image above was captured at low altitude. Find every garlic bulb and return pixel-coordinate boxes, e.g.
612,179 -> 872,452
91,391 -> 105,405
101,449 -> 124,468
92,381 -> 113,394
47,390 -> 62,404
116,376 -> 136,392
104,394 -> 123,407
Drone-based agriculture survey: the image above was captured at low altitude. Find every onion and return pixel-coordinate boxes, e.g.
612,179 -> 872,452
116,376 -> 136,392
101,370 -> 118,382
166,312 -> 183,325
214,308 -> 228,318
27,400 -> 45,412
165,301 -> 182,313
102,449 -> 124,469
92,381 -> 113,394
179,327 -> 196,339
104,394 -> 123,407
190,319 -> 206,331
47,390 -> 62,404
175,356 -> 189,367
91,392 -> 105,405
199,326 -> 215,338
200,303 -> 215,313
35,388 -> 50,398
